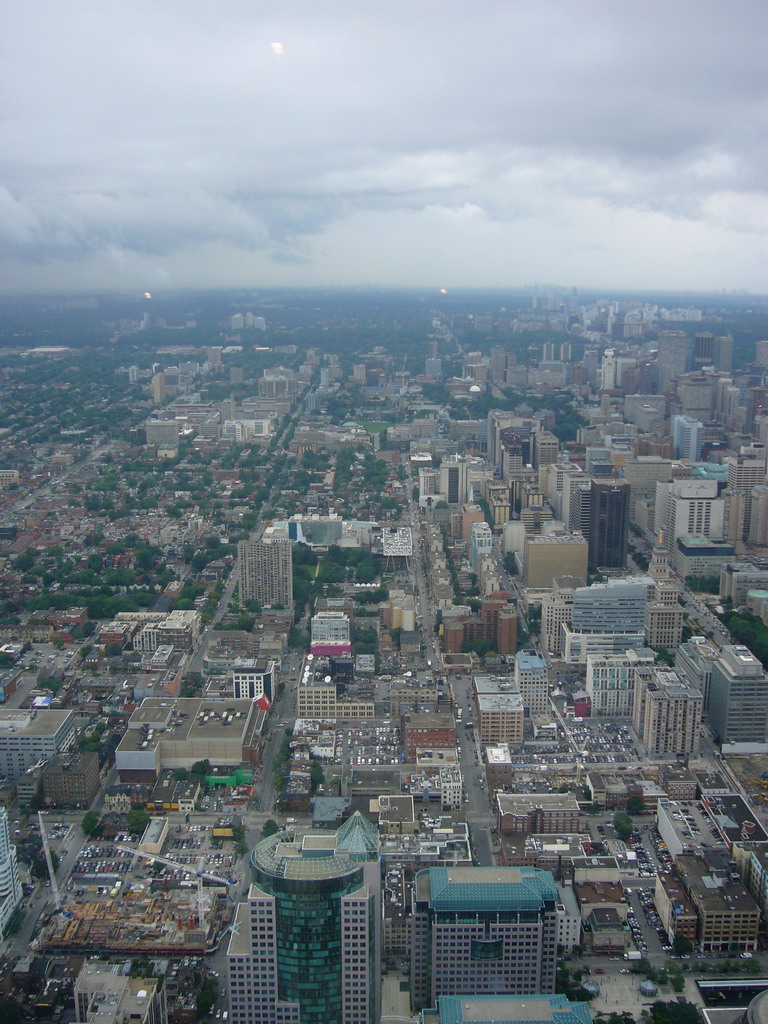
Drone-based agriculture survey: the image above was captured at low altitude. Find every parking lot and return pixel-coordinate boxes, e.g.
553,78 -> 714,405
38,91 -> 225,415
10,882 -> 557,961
339,723 -> 402,766
51,818 -> 241,905
568,720 -> 640,764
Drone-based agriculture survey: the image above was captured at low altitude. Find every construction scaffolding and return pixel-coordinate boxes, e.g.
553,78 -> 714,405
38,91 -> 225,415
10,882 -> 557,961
37,887 -> 229,956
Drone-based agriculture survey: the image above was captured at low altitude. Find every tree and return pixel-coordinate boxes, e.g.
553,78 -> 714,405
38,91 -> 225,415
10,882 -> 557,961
613,812 -> 633,841
191,759 -> 210,778
126,809 -> 150,835
673,934 -> 693,956
0,1000 -> 23,1024
81,810 -> 101,837
196,979 -> 219,1018
310,761 -> 325,793
648,1001 -> 700,1024
32,851 -> 59,880
626,795 -> 645,816
262,819 -> 279,838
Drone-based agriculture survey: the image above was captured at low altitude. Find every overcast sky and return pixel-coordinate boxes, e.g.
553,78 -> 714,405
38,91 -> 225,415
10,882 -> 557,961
1,1 -> 767,295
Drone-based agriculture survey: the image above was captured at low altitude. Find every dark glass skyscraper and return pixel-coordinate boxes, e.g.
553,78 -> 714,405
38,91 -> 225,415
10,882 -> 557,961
588,479 -> 629,570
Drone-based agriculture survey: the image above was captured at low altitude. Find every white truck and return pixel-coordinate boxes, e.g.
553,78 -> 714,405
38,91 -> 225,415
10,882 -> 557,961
624,951 -> 642,961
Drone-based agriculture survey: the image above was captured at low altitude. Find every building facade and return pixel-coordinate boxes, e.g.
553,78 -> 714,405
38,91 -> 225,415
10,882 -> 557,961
514,651 -> 549,715
588,479 -> 629,570
41,751 -> 100,808
586,649 -> 655,717
227,815 -> 381,1024
239,539 -> 293,608
707,645 -> 768,749
634,669 -> 703,757
0,808 -> 21,934
410,866 -> 558,1011
0,710 -> 75,781
75,962 -> 167,1024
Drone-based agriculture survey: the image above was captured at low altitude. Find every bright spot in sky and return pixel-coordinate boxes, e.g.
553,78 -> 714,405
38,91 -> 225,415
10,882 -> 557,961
271,42 -> 285,56
143,291 -> 152,299
440,287 -> 448,294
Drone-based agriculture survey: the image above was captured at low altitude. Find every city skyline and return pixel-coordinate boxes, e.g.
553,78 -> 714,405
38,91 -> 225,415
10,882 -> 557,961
1,1 -> 767,295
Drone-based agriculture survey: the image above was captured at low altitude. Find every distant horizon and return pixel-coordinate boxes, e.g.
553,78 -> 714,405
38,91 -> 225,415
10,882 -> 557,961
0,284 -> 766,303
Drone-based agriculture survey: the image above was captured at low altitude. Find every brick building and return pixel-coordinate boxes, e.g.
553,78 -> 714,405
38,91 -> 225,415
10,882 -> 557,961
42,751 -> 100,808
403,713 -> 457,760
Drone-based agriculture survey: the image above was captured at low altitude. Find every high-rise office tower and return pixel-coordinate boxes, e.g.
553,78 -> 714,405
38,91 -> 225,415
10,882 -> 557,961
588,479 -> 629,569
440,457 -> 471,504
725,446 -> 767,542
707,645 -> 768,747
411,866 -> 558,1010
745,386 -> 768,435
227,815 -> 381,1024
677,373 -> 714,422
570,482 -> 592,536
151,372 -> 167,405
713,335 -> 733,372
488,412 -> 518,469
499,430 -> 526,480
425,357 -> 442,379
657,331 -> 691,391
756,340 -> 768,369
490,346 -> 508,384
654,478 -> 725,553
238,539 -> 293,608
0,808 -> 21,934
645,533 -> 683,648
582,349 -> 599,384
469,521 -> 493,571
532,431 -> 560,471
693,331 -> 715,370
672,416 -> 703,462
572,577 -> 651,634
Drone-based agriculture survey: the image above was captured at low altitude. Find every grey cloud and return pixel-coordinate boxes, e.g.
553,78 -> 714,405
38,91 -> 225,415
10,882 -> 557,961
0,0 -> 767,289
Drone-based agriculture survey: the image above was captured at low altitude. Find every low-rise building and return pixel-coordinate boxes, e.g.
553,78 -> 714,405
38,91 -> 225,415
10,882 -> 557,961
41,751 -> 100,808
473,675 -> 524,746
496,793 -> 581,835
0,709 -> 75,781
676,850 -> 759,952
404,714 -> 456,760
74,961 -> 167,1024
654,872 -> 698,946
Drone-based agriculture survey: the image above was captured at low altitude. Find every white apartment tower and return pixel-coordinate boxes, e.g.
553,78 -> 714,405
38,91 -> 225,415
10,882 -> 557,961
0,808 -> 21,934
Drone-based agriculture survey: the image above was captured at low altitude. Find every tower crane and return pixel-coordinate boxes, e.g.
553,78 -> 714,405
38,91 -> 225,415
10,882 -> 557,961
115,844 -> 234,937
38,812 -> 62,911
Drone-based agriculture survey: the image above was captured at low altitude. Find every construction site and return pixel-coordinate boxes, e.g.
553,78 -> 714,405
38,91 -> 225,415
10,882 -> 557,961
35,885 -> 230,956
727,753 -> 768,807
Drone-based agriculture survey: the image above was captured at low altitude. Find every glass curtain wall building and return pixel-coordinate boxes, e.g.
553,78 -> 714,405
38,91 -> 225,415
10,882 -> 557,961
227,813 -> 380,1024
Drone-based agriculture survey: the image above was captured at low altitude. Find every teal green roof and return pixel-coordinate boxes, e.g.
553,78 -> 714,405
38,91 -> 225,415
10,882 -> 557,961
436,994 -> 592,1024
335,811 -> 379,860
692,464 -> 729,481
422,866 -> 557,912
